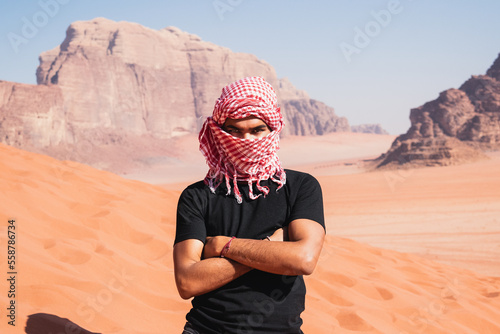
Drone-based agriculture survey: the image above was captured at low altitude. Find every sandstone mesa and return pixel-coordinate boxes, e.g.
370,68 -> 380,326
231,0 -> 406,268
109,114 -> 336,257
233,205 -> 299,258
376,53 -> 500,168
0,17 -> 351,172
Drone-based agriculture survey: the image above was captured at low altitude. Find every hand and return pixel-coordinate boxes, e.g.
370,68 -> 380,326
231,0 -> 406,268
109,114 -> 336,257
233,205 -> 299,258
202,227 -> 289,260
202,236 -> 231,259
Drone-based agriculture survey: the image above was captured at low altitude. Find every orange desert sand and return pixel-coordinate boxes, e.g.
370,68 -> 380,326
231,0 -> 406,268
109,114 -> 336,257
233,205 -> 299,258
1,132 -> 500,333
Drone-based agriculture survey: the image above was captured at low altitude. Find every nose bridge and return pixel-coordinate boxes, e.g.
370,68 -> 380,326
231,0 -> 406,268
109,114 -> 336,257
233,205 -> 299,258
243,131 -> 252,140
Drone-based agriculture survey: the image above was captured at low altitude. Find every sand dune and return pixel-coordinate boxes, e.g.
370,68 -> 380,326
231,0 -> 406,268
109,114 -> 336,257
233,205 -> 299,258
1,135 -> 500,333
315,152 -> 500,278
0,143 -> 188,333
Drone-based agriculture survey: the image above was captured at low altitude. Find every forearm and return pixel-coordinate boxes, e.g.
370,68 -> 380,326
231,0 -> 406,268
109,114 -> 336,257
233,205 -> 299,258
174,254 -> 252,299
205,220 -> 325,276
225,238 -> 317,276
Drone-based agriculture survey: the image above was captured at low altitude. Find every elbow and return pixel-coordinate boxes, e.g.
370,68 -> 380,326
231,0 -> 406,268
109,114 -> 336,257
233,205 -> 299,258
301,267 -> 315,276
175,277 -> 196,300
300,260 -> 317,276
295,253 -> 318,276
178,289 -> 194,300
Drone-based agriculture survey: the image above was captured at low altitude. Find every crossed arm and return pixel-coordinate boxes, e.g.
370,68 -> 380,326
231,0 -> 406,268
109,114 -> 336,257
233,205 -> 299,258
173,219 -> 325,300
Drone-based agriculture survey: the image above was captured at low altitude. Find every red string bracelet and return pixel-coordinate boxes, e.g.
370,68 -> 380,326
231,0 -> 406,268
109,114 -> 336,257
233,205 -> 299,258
220,236 -> 236,258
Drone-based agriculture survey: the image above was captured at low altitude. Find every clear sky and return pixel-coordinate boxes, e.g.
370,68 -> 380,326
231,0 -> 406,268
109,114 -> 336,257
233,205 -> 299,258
1,0 -> 499,134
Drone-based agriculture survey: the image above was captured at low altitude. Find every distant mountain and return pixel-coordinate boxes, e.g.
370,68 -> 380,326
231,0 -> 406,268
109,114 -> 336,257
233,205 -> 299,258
375,53 -> 500,168
0,18 -> 349,172
351,124 -> 389,135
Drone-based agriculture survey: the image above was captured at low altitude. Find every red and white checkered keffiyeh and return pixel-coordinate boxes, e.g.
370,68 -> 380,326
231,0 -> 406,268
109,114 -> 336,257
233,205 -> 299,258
199,76 -> 286,203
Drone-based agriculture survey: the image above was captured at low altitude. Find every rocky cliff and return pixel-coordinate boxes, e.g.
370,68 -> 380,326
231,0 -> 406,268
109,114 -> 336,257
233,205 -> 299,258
375,53 -> 500,168
0,18 -> 349,172
351,124 -> 389,135
0,81 -> 65,147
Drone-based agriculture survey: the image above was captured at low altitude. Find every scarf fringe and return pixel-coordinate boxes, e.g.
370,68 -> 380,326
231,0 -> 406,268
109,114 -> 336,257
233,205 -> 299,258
205,166 -> 286,203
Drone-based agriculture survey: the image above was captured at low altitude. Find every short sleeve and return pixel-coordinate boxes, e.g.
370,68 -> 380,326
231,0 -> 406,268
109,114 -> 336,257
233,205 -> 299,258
287,173 -> 325,230
174,182 -> 208,245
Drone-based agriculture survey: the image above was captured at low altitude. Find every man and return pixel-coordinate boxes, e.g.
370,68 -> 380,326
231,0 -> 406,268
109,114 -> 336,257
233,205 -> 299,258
173,76 -> 325,333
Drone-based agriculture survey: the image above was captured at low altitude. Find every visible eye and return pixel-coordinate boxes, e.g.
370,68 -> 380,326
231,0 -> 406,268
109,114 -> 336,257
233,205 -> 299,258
252,127 -> 270,136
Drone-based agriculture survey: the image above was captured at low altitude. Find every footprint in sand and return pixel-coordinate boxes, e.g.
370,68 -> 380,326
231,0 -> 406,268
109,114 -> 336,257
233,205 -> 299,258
329,273 -> 357,288
92,210 -> 110,218
57,249 -> 91,265
43,239 -> 92,265
94,242 -> 114,256
336,310 -> 374,331
43,239 -> 56,249
375,286 -> 394,300
354,282 -> 394,301
313,279 -> 354,306
483,291 -> 500,298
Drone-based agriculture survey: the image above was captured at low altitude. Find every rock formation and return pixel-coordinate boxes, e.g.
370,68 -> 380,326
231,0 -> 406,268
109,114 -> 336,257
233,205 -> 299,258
375,53 -> 500,168
282,99 -> 350,135
0,81 -> 64,147
0,18 -> 348,172
351,124 -> 389,135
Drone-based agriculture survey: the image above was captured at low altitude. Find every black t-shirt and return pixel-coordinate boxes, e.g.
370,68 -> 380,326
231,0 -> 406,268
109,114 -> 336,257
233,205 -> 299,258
175,169 -> 325,333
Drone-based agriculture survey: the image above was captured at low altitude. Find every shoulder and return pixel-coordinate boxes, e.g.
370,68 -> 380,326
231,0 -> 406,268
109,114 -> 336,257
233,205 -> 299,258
284,169 -> 321,189
178,180 -> 210,205
285,169 -> 316,179
283,169 -> 325,227
178,179 -> 235,208
182,180 -> 206,191
282,169 -> 323,204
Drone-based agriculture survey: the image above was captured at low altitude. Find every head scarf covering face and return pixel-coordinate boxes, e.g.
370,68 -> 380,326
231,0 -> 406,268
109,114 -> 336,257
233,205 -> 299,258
199,76 -> 286,203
